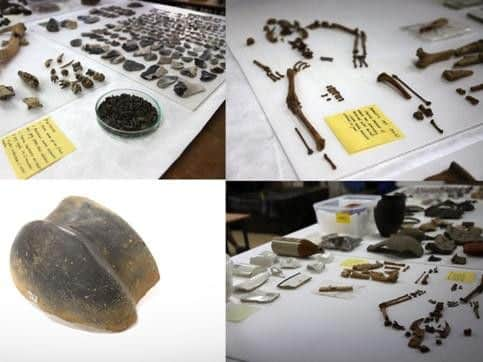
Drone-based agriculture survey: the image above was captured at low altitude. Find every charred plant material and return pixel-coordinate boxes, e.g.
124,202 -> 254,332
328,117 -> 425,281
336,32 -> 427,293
253,59 -> 284,82
465,95 -> 479,106
286,61 -> 325,151
323,154 -> 337,170
320,56 -> 334,62
430,119 -> 444,134
294,127 -> 314,155
442,69 -> 474,81
453,53 -> 483,67
415,48 -> 454,68
18,71 -> 39,89
419,18 -> 448,33
246,37 -> 255,46
0,23 -> 27,63
392,74 -> 431,106
464,328 -> 472,336
377,72 -> 411,99
470,83 -> 483,92
460,275 -> 483,304
456,88 -> 466,95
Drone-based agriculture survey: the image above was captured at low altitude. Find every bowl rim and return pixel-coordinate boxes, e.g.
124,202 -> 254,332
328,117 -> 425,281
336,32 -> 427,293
95,88 -> 163,136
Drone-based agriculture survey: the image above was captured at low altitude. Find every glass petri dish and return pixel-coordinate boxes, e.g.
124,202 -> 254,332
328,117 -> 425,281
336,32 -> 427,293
95,89 -> 163,138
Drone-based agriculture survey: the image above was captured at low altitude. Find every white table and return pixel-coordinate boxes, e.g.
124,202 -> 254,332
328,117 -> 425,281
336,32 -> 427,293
227,187 -> 483,362
226,0 -> 483,180
0,1 -> 225,179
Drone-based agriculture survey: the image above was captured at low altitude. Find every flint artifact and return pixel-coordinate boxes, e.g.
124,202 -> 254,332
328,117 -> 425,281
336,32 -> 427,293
10,196 -> 159,332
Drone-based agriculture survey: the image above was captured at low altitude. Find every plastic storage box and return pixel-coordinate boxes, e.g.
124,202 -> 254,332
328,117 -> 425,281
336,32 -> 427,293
313,194 -> 380,237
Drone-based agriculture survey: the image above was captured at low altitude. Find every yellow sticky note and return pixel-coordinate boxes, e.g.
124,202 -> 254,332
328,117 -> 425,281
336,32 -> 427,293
336,212 -> 351,224
340,258 -> 368,267
447,271 -> 476,284
2,117 -> 75,179
325,104 -> 404,154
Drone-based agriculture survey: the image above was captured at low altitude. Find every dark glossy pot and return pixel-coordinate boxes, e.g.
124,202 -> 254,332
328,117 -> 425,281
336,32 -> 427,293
374,193 -> 406,237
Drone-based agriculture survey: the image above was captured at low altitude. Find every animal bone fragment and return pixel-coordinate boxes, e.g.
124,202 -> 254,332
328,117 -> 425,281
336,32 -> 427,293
465,95 -> 479,105
420,18 -> 448,33
377,72 -> 411,99
470,83 -> 483,92
460,275 -> 483,303
415,48 -> 454,68
453,53 -> 483,67
442,69 -> 474,81
455,40 -> 483,56
286,61 -> 325,151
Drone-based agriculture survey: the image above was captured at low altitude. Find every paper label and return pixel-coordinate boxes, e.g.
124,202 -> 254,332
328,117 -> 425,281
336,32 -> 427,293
446,271 -> 476,284
336,212 -> 351,224
325,104 -> 404,154
2,117 -> 75,179
340,258 -> 368,267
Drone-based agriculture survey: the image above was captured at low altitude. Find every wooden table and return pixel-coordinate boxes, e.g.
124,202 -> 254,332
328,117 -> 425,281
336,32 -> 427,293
162,102 -> 225,179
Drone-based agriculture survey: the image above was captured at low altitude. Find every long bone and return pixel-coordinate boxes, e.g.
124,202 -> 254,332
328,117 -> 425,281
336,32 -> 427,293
415,48 -> 455,68
286,61 -> 326,151
460,275 -> 483,303
377,72 -> 412,99
453,53 -> 483,67
455,39 -> 483,56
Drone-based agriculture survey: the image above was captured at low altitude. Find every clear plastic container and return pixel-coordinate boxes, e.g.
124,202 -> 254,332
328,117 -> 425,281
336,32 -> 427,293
313,194 -> 380,237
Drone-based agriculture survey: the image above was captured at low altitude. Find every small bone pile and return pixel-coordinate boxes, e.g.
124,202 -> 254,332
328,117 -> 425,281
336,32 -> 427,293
45,54 -> 105,95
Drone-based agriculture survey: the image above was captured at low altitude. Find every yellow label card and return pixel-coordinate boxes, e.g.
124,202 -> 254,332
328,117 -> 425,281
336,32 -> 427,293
325,104 -> 404,154
446,271 -> 476,284
340,258 -> 368,267
2,117 -> 75,179
336,212 -> 351,224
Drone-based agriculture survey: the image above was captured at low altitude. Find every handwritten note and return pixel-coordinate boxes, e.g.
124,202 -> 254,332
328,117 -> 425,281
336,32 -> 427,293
2,117 -> 75,179
447,271 -> 476,284
340,258 -> 368,268
325,105 -> 404,154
